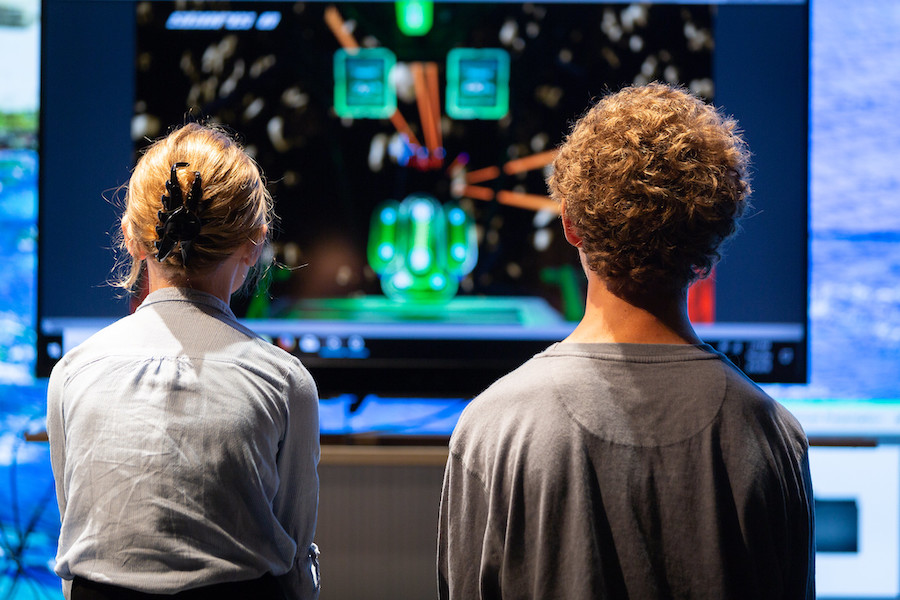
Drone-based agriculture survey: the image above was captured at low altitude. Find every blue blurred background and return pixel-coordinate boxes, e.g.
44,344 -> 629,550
1,0 -> 898,598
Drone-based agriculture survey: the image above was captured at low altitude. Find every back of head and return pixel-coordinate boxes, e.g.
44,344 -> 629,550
548,83 -> 750,297
116,123 -> 273,292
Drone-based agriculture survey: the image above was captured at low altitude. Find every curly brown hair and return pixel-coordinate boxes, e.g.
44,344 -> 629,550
114,123 -> 274,292
547,83 -> 751,295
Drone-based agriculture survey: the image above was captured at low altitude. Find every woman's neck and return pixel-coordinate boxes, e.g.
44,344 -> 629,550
145,252 -> 247,305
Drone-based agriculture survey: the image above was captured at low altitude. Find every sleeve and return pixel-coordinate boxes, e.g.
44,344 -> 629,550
747,410 -> 816,600
792,443 -> 817,600
273,364 -> 321,600
47,362 -> 67,520
46,360 -> 72,599
437,449 -> 501,600
774,410 -> 816,600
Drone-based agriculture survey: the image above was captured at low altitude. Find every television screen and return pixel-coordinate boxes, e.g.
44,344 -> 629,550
38,0 -> 808,396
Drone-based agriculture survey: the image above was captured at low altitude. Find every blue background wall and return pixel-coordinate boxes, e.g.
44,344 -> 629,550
1,0 -> 899,597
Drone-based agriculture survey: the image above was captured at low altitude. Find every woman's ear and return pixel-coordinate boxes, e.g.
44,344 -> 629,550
121,218 -> 148,260
560,200 -> 583,248
241,224 -> 269,266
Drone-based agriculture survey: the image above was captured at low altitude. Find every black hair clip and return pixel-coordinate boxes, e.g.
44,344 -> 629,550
155,162 -> 207,264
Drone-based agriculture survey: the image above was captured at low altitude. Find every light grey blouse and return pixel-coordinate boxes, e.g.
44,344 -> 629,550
47,287 -> 320,598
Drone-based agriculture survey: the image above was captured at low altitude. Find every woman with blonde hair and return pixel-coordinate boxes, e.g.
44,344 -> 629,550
47,123 -> 320,599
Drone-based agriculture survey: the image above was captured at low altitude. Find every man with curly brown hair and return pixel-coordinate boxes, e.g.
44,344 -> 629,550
438,83 -> 815,599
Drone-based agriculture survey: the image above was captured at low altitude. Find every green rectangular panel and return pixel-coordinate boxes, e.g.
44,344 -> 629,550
334,48 -> 397,119
446,48 -> 509,120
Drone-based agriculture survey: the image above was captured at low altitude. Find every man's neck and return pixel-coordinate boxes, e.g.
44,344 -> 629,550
563,276 -> 701,345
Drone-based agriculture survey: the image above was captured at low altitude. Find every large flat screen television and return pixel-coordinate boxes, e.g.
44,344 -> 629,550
38,0 -> 808,397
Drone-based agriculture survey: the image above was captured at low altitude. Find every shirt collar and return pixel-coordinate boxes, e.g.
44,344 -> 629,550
136,287 -> 237,321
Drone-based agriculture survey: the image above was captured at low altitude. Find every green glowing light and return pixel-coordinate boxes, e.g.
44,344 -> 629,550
367,194 -> 478,303
396,0 -> 433,36
367,199 -> 401,272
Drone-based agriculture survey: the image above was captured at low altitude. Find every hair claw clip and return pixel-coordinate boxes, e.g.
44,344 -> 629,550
155,162 -> 206,264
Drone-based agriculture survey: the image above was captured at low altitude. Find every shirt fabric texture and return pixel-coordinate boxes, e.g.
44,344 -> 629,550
47,287 -> 321,599
438,342 -> 815,600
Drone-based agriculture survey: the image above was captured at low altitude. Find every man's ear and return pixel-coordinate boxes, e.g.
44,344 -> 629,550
560,200 -> 582,248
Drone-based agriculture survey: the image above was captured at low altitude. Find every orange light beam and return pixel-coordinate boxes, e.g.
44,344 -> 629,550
502,150 -> 558,176
389,110 -> 422,148
425,62 -> 443,153
462,185 -> 496,202
324,6 -> 359,50
465,165 -> 501,185
411,62 -> 439,156
496,190 -> 560,213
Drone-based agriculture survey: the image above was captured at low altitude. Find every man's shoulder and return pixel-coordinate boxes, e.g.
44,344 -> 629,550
717,359 -> 809,453
719,359 -> 801,420
450,351 -> 572,450
464,351 -> 562,412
